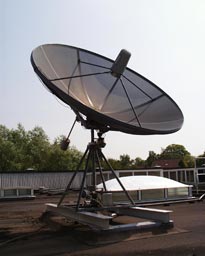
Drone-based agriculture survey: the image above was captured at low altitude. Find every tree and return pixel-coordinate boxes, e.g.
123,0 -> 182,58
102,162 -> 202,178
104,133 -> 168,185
25,126 -> 50,170
159,144 -> 194,168
0,124 -> 83,171
105,158 -> 121,170
0,124 -> 28,171
145,151 -> 158,167
195,152 -> 205,168
0,136 -> 17,171
160,144 -> 190,159
179,155 -> 195,168
44,137 -> 83,171
133,157 -> 145,168
118,154 -> 133,169
0,124 -> 198,171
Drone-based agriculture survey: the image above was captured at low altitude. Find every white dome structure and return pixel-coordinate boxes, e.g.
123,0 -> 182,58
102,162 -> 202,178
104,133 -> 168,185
97,175 -> 190,191
96,176 -> 193,204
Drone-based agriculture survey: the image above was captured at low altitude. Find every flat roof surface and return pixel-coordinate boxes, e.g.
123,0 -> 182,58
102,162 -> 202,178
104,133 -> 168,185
97,175 -> 190,191
0,194 -> 205,255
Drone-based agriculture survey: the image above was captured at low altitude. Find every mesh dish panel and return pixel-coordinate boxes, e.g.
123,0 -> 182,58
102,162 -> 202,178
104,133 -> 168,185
31,44 -> 184,135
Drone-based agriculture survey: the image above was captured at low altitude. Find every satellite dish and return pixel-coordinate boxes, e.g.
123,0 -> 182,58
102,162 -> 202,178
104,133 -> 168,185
30,44 -> 183,135
30,44 -> 185,210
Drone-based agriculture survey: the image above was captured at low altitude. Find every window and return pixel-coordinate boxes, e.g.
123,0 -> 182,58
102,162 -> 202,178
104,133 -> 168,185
163,172 -> 169,178
141,189 -> 164,201
178,171 -> 185,182
134,172 -> 146,176
186,170 -> 194,182
119,172 -> 133,177
18,189 -> 32,196
170,172 -> 177,181
168,187 -> 188,198
198,169 -> 205,174
4,189 -> 17,197
198,175 -> 205,183
96,173 -> 108,184
148,171 -> 160,176
112,191 -> 137,202
109,173 -> 116,180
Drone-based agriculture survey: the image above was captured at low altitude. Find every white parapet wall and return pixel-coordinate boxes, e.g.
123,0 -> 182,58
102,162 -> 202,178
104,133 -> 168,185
0,172 -> 84,190
0,187 -> 35,199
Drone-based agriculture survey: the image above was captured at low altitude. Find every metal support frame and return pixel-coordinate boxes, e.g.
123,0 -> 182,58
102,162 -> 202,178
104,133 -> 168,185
58,129 -> 135,210
46,203 -> 173,230
50,129 -> 175,231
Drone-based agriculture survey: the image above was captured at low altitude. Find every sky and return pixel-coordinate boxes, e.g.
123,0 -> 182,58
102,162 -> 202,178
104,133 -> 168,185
1,0 -> 205,160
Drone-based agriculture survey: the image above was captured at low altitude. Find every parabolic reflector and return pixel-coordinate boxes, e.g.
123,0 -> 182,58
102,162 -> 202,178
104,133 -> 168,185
31,44 -> 183,135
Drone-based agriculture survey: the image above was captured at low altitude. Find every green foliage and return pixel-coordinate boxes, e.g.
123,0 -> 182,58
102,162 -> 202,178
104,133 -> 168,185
0,124 -> 83,171
195,152 -> 205,168
0,124 -> 200,171
106,155 -> 145,170
106,158 -> 121,170
0,136 -> 17,170
46,142 -> 83,171
199,152 -> 205,157
160,144 -> 195,168
160,144 -> 190,159
133,157 -> 145,168
145,151 -> 158,167
119,154 -> 133,169
178,155 -> 195,168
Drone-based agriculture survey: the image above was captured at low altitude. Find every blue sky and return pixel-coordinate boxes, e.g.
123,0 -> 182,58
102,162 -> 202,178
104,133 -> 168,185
1,0 -> 205,159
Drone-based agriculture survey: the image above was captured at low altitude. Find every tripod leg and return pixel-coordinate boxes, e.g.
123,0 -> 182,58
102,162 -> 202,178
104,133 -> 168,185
95,149 -> 107,191
99,150 -> 135,205
91,145 -> 96,190
58,147 -> 89,206
76,148 -> 92,211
